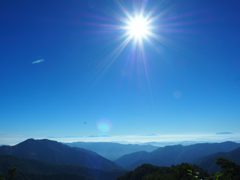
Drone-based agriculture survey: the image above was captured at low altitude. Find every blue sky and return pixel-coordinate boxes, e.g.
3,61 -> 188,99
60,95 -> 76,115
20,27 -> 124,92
1,0 -> 240,145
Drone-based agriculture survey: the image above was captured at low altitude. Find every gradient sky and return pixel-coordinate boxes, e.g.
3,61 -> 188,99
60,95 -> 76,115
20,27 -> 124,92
1,0 -> 240,145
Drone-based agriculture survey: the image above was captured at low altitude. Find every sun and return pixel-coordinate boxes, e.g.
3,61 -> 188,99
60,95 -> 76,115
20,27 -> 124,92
127,16 -> 149,40
123,14 -> 152,43
87,0 -> 172,80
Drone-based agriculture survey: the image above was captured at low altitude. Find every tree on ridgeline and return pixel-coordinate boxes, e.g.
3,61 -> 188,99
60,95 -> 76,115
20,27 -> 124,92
0,168 -> 16,180
117,163 -> 208,180
213,157 -> 240,180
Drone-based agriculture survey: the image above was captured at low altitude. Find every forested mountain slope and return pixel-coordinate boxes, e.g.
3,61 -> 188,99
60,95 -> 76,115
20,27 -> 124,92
0,139 -> 121,170
114,141 -> 240,170
0,155 -> 128,180
116,163 -> 209,180
65,142 -> 158,160
191,146 -> 240,173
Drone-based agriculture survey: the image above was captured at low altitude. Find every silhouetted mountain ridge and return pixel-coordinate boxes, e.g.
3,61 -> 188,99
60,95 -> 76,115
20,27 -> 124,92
0,155 -> 128,180
114,141 -> 240,170
65,142 -> 158,160
0,139 -> 121,170
191,146 -> 240,173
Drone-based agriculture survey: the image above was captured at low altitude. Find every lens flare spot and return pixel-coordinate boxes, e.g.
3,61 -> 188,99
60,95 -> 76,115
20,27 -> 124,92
174,91 -> 182,99
96,119 -> 112,132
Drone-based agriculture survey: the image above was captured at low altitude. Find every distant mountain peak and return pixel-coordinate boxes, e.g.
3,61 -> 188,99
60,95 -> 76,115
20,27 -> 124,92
114,141 -> 240,170
0,138 -> 121,170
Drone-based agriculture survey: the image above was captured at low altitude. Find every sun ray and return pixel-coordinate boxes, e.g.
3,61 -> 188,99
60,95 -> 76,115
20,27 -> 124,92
90,34 -> 133,85
83,0 -> 196,88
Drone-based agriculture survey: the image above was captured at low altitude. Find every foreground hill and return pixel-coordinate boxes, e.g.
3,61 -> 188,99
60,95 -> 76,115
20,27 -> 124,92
65,142 -> 158,160
191,146 -> 240,173
114,141 -> 240,170
0,155 -> 128,180
0,139 -> 121,170
116,163 -> 209,180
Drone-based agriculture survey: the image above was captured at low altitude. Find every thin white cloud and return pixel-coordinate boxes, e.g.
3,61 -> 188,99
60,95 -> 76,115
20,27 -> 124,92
0,134 -> 26,146
139,134 -> 157,136
32,59 -> 44,64
49,133 -> 240,144
216,132 -> 233,135
99,135 -> 110,137
2,133 -> 240,145
47,136 -> 83,139
35,131 -> 50,134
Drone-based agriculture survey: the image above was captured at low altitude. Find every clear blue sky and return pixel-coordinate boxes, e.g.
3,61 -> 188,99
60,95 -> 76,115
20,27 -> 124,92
1,0 -> 240,145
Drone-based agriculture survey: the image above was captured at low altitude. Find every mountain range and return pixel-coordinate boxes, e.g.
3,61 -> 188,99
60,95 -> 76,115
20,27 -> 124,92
114,141 -> 240,170
141,141 -> 202,147
0,139 -> 121,170
1,139 -> 240,179
64,141 -> 158,160
191,146 -> 240,173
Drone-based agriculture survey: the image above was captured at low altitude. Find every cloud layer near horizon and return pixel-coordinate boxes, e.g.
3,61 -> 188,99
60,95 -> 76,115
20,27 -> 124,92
1,133 -> 240,146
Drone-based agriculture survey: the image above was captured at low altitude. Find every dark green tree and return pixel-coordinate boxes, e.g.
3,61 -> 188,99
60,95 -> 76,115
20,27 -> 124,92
215,157 -> 240,180
0,174 -> 5,180
8,168 -> 16,180
171,163 -> 194,180
0,168 -> 16,180
142,172 -> 174,180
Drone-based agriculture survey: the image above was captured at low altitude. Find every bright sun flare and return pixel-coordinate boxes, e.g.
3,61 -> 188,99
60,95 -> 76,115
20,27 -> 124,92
89,0 -> 170,84
128,16 -> 148,39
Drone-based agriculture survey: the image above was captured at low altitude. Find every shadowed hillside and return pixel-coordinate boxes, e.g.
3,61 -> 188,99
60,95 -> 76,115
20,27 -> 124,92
0,155 -> 128,180
116,163 -> 209,180
191,146 -> 240,173
0,139 -> 121,170
114,141 -> 240,170
65,142 -> 158,161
